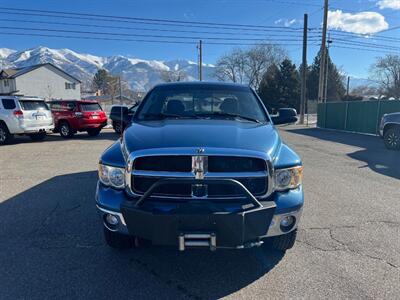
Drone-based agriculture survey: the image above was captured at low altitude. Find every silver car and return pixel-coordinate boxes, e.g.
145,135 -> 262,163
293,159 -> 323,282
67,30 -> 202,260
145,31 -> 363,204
379,112 -> 400,150
0,96 -> 54,145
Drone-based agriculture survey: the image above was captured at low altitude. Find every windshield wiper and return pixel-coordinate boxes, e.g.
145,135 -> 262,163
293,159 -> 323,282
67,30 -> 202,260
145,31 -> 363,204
195,112 -> 263,124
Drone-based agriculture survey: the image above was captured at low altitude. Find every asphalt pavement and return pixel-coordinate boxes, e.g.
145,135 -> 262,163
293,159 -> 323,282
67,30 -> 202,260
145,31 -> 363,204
0,127 -> 399,299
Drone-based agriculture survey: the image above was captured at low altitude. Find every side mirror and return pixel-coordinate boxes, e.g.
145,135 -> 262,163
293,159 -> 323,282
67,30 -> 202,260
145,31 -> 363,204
120,106 -> 129,115
271,108 -> 298,125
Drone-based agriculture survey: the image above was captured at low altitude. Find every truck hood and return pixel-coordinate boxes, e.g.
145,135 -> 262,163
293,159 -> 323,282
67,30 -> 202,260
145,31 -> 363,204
123,119 -> 281,157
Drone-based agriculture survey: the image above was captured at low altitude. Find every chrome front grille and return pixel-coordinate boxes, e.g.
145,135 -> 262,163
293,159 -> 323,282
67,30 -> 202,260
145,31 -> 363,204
126,153 -> 273,200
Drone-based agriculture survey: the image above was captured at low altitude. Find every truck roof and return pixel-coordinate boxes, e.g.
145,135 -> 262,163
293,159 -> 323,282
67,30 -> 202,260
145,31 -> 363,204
153,81 -> 251,90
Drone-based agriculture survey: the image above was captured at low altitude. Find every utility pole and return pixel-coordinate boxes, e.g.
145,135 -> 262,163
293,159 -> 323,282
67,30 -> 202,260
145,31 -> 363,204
119,76 -> 123,104
198,40 -> 203,81
299,13 -> 308,125
324,36 -> 332,102
318,0 -> 329,103
346,76 -> 350,98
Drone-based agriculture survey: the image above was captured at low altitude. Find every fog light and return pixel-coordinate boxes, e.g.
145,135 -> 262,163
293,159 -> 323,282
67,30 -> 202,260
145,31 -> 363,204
105,214 -> 119,226
280,215 -> 295,232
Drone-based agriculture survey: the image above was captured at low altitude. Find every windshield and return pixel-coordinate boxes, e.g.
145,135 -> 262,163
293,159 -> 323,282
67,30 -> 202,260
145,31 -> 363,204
19,100 -> 49,111
136,86 -> 268,123
80,103 -> 102,112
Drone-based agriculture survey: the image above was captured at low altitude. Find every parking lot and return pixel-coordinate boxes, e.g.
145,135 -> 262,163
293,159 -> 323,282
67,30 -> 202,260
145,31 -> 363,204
0,126 -> 399,299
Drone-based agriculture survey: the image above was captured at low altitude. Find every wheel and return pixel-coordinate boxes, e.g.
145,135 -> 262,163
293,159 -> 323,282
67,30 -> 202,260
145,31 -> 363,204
29,132 -> 46,141
59,121 -> 74,138
113,121 -> 122,134
269,229 -> 297,251
103,227 -> 133,249
0,123 -> 13,145
384,127 -> 400,150
87,128 -> 101,137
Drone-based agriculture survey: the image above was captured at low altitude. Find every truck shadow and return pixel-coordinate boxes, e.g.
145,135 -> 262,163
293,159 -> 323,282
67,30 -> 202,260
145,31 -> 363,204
0,171 -> 284,299
286,127 -> 400,180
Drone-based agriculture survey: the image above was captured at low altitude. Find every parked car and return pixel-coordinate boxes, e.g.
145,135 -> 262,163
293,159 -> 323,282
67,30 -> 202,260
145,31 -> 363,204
109,104 -> 138,134
0,96 -> 54,145
96,82 -> 304,252
379,112 -> 400,150
49,100 -> 107,138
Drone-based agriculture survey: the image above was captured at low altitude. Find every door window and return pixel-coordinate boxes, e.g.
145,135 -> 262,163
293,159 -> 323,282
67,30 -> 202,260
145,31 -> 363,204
66,102 -> 76,111
19,101 -> 49,111
1,99 -> 16,110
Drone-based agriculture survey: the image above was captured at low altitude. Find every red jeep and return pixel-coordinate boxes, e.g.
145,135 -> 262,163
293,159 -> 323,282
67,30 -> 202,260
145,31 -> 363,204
50,100 -> 107,138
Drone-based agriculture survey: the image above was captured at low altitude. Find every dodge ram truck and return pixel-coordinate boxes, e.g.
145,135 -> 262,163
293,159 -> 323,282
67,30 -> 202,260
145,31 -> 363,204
96,82 -> 303,251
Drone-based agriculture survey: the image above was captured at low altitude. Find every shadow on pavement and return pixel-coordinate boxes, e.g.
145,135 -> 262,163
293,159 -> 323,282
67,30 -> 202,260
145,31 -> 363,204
0,171 -> 284,299
7,129 -> 119,145
287,127 -> 400,180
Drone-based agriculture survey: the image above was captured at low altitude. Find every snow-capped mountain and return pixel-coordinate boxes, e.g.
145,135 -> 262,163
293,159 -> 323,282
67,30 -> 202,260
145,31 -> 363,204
0,46 -> 215,91
0,48 -> 16,59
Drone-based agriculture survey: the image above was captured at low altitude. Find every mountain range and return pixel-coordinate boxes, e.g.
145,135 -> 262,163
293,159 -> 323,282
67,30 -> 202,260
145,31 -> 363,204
0,46 -> 216,91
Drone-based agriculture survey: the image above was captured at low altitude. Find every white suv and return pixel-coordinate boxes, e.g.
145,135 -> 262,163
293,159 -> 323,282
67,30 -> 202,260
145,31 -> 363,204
0,96 -> 54,145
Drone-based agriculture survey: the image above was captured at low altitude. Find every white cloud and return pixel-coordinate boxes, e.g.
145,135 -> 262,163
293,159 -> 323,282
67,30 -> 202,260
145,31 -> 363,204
328,10 -> 389,34
275,18 -> 299,27
377,0 -> 400,10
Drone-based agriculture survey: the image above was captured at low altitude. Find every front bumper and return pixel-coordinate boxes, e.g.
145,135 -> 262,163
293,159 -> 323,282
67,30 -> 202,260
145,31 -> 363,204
96,179 -> 303,249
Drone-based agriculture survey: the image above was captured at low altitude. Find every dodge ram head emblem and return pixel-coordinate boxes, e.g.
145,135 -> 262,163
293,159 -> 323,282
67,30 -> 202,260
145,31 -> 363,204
192,155 -> 208,180
192,155 -> 208,197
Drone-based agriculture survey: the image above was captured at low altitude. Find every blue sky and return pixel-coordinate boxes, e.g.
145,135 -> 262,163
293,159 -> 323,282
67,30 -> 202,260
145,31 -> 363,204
1,0 -> 399,78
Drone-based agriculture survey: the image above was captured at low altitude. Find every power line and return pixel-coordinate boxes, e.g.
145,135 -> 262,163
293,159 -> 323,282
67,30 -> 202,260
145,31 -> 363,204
332,38 -> 400,51
326,29 -> 400,42
0,7 -> 311,30
332,45 -> 399,54
1,26 -> 320,42
262,0 -> 321,7
0,32 -> 308,47
0,18 -> 322,39
0,10 -> 314,33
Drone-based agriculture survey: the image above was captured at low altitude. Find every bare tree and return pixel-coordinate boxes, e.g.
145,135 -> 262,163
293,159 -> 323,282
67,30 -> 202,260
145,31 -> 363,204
161,69 -> 187,82
45,84 -> 53,100
370,54 -> 400,99
245,44 -> 287,91
214,48 -> 247,83
214,43 -> 287,90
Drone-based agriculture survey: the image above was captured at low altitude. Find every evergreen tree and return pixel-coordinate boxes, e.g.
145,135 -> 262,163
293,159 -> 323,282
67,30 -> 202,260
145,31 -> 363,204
307,50 -> 346,101
278,59 -> 301,110
258,64 -> 281,113
92,69 -> 110,94
258,59 -> 300,112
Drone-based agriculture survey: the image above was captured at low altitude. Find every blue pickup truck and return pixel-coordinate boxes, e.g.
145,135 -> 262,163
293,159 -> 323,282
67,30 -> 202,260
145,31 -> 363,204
96,82 -> 303,251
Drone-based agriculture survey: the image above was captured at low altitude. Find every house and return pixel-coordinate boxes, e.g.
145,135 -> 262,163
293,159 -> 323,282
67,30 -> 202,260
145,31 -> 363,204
0,63 -> 81,100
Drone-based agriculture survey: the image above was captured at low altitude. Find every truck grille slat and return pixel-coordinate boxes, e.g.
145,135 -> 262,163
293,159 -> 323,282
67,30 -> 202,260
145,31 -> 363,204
131,155 -> 268,199
133,176 -> 267,197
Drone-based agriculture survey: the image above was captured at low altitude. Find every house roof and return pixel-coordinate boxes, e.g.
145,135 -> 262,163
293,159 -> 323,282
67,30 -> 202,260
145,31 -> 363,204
0,63 -> 81,83
0,69 -> 20,79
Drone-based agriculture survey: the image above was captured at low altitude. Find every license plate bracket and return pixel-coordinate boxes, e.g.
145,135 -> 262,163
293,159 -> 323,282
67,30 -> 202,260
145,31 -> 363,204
121,201 -> 276,249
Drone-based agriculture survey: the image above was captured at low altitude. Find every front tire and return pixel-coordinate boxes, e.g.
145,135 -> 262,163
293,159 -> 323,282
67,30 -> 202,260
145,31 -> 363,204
384,126 -> 400,150
59,122 -> 74,138
29,132 -> 46,141
87,128 -> 101,137
0,123 -> 13,145
269,229 -> 297,251
113,121 -> 122,134
103,227 -> 133,249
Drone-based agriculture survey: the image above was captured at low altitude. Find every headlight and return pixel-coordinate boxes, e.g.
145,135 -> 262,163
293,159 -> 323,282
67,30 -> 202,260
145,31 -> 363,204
98,164 -> 125,189
274,166 -> 303,191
